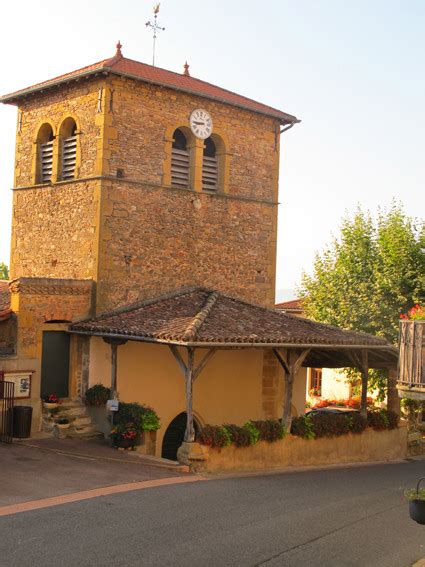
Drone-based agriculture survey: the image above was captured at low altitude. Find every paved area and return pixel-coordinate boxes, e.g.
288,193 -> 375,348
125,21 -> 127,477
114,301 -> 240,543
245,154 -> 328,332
0,439 -> 188,507
1,457 -> 424,566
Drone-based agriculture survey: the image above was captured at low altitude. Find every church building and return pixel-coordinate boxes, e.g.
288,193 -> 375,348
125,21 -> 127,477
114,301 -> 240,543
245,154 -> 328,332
0,44 -> 396,458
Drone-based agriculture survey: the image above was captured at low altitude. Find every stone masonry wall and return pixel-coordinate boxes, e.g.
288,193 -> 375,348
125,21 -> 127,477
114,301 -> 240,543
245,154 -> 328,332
15,80 -> 104,187
106,76 -> 280,202
11,181 -> 100,280
96,179 -> 277,311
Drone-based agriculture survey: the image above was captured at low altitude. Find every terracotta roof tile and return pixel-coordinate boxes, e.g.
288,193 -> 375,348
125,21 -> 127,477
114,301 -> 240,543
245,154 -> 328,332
275,298 -> 303,311
0,281 -> 11,320
1,52 -> 298,123
70,287 -> 391,349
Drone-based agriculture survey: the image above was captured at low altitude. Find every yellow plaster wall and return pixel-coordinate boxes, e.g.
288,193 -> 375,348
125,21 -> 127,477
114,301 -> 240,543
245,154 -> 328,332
89,338 -> 265,455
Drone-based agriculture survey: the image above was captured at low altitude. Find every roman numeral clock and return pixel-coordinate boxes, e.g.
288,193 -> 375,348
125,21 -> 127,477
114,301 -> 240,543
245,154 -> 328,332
189,109 -> 213,139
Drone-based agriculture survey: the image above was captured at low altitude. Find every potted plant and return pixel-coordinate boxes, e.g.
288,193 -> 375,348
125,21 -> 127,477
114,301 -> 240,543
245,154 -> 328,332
43,394 -> 60,410
55,417 -> 70,430
406,478 -> 425,525
110,423 -> 138,450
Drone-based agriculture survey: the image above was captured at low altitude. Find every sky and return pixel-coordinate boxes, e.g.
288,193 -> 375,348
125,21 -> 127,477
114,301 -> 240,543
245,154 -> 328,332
0,0 -> 424,300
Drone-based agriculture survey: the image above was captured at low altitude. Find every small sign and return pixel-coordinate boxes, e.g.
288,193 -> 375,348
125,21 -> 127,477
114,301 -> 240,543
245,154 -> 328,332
4,372 -> 33,399
107,399 -> 119,412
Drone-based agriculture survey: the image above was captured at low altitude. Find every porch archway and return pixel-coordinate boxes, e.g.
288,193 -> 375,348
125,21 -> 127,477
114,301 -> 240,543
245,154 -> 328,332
161,412 -> 200,461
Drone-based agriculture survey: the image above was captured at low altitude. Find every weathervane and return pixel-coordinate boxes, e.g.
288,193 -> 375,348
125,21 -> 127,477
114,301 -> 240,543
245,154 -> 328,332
145,3 -> 165,66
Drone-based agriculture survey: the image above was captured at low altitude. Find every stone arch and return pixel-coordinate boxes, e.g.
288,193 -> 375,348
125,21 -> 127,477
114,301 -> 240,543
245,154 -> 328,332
57,115 -> 80,181
161,411 -> 202,461
33,122 -> 56,184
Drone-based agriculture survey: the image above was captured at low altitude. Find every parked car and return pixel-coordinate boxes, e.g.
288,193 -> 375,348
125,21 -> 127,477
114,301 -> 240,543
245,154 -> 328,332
306,406 -> 359,416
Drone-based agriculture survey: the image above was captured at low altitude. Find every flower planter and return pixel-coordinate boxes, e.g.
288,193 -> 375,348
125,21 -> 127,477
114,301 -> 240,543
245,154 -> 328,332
409,500 -> 425,525
408,477 -> 425,525
113,438 -> 136,450
56,422 -> 70,430
43,402 -> 58,410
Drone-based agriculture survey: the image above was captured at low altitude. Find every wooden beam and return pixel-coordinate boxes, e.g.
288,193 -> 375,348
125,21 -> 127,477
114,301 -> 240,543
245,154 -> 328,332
360,349 -> 369,418
274,348 -> 310,432
168,345 -> 187,375
272,348 -> 290,374
193,348 -> 217,381
168,346 -> 217,443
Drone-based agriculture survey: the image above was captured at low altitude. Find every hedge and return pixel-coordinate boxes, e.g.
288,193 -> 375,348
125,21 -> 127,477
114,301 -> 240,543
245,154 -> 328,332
291,409 -> 398,440
198,420 -> 285,448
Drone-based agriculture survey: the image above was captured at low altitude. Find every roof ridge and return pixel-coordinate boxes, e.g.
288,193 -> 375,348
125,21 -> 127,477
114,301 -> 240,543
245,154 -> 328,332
107,56 -> 288,118
74,286 -> 202,324
182,290 -> 219,341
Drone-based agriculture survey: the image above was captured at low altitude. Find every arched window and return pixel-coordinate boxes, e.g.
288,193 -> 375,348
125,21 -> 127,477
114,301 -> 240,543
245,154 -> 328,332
202,137 -> 218,191
171,128 -> 190,189
36,124 -> 54,183
59,118 -> 78,180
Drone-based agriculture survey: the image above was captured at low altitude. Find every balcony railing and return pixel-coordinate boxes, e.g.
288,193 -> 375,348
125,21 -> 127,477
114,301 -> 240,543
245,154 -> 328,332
398,321 -> 425,396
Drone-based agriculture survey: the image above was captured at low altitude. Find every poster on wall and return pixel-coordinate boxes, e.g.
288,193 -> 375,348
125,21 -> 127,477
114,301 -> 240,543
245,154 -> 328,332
4,372 -> 33,399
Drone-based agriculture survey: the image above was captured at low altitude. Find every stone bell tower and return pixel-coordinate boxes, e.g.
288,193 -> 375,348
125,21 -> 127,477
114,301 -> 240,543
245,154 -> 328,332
2,43 -> 299,315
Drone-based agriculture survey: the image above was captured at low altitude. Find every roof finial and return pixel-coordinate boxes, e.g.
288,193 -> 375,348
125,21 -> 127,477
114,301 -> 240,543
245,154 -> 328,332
183,61 -> 190,77
116,41 -> 122,56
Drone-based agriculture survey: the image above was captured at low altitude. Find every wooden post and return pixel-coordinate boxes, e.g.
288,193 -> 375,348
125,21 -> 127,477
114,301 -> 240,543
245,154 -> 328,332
103,338 -> 127,399
360,350 -> 369,419
273,348 -> 310,432
185,348 -> 195,442
168,345 -> 217,444
111,342 -> 118,399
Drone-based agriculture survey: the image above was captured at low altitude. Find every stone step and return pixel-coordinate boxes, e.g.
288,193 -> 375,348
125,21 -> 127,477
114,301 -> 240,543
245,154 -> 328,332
58,406 -> 89,418
71,416 -> 92,427
65,427 -> 103,440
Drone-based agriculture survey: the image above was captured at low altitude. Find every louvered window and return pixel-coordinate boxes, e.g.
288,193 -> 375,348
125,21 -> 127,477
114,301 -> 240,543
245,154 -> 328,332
171,129 -> 190,189
61,135 -> 77,180
202,137 -> 218,191
40,140 -> 54,183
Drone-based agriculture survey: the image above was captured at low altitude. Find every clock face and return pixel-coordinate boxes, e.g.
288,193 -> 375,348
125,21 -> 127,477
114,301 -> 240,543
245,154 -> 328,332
189,109 -> 213,139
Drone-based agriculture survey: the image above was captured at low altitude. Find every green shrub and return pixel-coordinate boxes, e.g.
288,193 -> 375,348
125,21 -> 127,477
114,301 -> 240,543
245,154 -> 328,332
367,410 -> 389,430
198,425 -> 232,448
243,421 -> 260,445
84,384 -> 111,406
223,424 -> 251,447
115,402 -> 160,432
367,408 -> 399,430
385,409 -> 400,429
310,413 -> 351,438
291,416 -> 315,440
348,413 -> 368,434
251,420 -> 286,442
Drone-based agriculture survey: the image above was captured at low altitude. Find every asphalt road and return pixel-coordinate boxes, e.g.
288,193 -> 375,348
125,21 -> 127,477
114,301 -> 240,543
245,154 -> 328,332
1,459 -> 424,567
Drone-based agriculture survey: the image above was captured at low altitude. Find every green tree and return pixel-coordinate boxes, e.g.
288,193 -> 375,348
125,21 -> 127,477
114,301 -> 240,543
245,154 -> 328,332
0,263 -> 9,280
299,203 -> 424,397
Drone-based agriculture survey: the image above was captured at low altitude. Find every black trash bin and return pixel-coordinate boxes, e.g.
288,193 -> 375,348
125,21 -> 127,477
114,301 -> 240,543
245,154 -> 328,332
12,406 -> 33,439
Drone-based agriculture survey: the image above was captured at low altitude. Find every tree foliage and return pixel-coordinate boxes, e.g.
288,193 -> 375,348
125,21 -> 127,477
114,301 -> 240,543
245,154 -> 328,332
299,203 -> 424,343
298,203 -> 424,399
0,263 -> 9,280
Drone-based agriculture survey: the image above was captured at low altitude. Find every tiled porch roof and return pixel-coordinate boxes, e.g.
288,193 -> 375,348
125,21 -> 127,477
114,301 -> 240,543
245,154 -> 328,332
69,288 -> 396,365
0,281 -> 11,320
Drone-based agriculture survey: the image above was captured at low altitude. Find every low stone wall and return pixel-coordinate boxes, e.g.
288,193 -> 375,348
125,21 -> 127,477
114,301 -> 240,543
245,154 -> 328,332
187,425 -> 408,473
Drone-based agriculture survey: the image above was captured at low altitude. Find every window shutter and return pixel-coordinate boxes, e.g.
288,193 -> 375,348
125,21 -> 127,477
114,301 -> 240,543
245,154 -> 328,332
61,135 -> 77,180
171,147 -> 190,188
202,155 -> 218,191
40,141 -> 54,183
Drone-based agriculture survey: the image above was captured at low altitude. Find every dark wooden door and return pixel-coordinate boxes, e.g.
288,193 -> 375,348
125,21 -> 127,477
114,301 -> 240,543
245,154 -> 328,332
40,332 -> 70,399
161,412 -> 199,461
